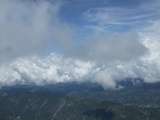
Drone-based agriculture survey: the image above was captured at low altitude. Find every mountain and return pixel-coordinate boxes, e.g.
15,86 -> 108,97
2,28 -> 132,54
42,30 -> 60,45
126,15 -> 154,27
0,82 -> 160,120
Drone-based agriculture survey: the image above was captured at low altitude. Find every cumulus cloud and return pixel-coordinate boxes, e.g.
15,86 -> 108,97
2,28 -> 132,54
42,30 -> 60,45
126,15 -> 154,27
0,53 -> 95,86
93,20 -> 160,88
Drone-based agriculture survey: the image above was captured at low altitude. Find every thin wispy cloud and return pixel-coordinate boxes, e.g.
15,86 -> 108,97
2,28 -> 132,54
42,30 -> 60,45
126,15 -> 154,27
84,4 -> 160,29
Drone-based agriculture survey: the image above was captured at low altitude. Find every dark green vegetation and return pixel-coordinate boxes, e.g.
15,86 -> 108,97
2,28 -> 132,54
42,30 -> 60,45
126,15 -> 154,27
0,82 -> 160,120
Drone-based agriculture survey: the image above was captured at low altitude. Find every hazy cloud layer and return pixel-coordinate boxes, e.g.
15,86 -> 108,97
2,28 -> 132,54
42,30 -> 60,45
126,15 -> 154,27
0,0 -> 74,62
83,32 -> 147,63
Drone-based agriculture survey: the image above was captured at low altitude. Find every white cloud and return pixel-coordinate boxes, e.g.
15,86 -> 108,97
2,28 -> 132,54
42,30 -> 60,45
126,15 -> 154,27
0,53 -> 95,87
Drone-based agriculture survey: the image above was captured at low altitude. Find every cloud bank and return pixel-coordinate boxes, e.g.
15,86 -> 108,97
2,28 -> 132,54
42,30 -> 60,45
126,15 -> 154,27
0,0 -> 160,89
0,53 -> 95,86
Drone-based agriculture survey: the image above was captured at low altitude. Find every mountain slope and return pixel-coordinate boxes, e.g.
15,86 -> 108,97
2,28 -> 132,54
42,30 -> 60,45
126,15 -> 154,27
0,83 -> 160,120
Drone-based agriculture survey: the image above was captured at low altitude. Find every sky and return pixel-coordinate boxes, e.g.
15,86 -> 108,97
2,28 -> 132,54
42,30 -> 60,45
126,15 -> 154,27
0,0 -> 160,88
